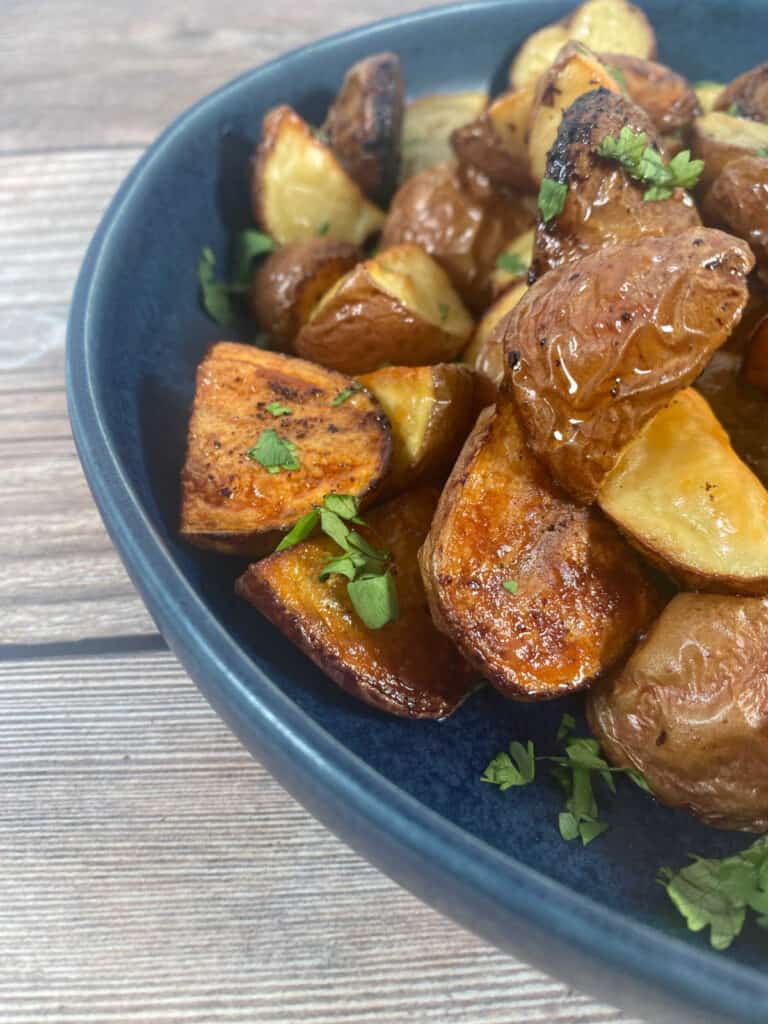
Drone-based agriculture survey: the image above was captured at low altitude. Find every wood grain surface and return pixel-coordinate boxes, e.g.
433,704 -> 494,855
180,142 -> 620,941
0,2 -> 640,1021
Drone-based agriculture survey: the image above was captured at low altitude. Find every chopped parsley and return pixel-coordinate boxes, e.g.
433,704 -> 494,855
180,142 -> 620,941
757,147 -> 768,158
537,177 -> 568,222
607,64 -> 629,92
438,302 -> 450,323
496,251 -> 529,276
265,402 -> 292,417
727,102 -> 741,118
197,230 -> 276,327
331,383 -> 363,406
597,125 -> 704,200
502,579 -> 519,595
245,429 -> 299,473
317,220 -> 331,237
311,126 -> 330,145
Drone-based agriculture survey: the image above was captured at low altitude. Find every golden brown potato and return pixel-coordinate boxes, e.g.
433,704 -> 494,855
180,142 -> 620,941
491,228 -> 534,296
418,401 -> 662,700
691,111 -> 768,190
601,53 -> 699,134
588,593 -> 768,832
695,81 -> 724,114
180,343 -> 390,557
400,91 -> 488,181
251,105 -> 385,245
357,364 -> 477,498
703,155 -> 768,288
743,314 -> 768,393
381,162 -> 536,312
715,62 -> 768,122
506,228 -> 754,504
249,239 -> 360,349
509,0 -> 656,90
451,84 -> 536,189
322,52 -> 404,206
531,88 -> 700,280
461,282 -> 528,388
294,244 -> 473,374
599,388 -> 768,594
236,486 -> 479,719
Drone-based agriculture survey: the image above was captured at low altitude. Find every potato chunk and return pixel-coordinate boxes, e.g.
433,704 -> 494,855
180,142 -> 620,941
714,62 -> 768,123
703,155 -> 768,288
251,105 -> 385,245
744,314 -> 768,393
599,388 -> 768,594
236,486 -> 479,719
601,53 -> 699,134
400,91 -> 487,181
588,593 -> 768,832
451,84 -> 536,189
180,343 -> 390,556
506,228 -> 754,503
691,111 -> 768,190
418,402 -> 662,700
491,228 -> 534,296
461,282 -> 528,389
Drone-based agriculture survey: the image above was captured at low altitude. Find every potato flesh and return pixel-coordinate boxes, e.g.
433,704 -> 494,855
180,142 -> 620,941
491,229 -> 534,295
692,111 -> 768,189
695,82 -> 724,114
462,282 -> 528,386
599,388 -> 768,593
451,85 -> 536,189
400,92 -> 487,181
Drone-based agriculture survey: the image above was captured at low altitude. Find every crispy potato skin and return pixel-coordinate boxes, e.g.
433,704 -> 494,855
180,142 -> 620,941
418,402 -> 662,700
506,228 -> 754,503
601,53 -> 699,133
451,86 -> 535,190
715,62 -> 768,122
531,89 -> 700,280
691,111 -> 768,191
236,486 -> 479,719
743,315 -> 768,393
381,162 -> 536,313
180,343 -> 390,556
322,52 -> 404,206
249,240 -> 360,349
400,91 -> 488,181
588,593 -> 768,832
703,155 -> 768,288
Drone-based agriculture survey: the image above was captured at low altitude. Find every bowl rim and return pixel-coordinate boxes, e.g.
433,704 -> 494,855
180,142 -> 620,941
65,2 -> 768,1020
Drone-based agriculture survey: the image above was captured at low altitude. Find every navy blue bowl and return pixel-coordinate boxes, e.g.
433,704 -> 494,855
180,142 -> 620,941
67,3 -> 768,1021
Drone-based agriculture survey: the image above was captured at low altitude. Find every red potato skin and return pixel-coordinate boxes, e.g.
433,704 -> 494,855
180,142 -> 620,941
715,62 -> 768,122
602,53 -> 700,133
703,155 -> 768,289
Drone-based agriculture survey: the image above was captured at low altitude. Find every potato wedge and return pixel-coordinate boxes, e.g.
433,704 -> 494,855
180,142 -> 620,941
251,105 -> 385,245
491,228 -> 534,296
694,81 -> 724,114
531,89 -> 700,280
691,111 -> 768,190
236,486 -> 479,719
587,593 -> 768,832
249,239 -> 360,350
526,43 -> 620,184
294,244 -> 473,374
180,343 -> 390,557
601,53 -> 699,134
322,52 -> 404,206
744,314 -> 768,393
509,0 -> 656,90
507,228 -> 754,503
703,155 -> 768,287
400,91 -> 487,181
357,364 -> 477,498
451,84 -> 536,189
462,282 -> 528,388
418,402 -> 662,700
599,388 -> 768,595
381,162 -> 536,312
715,62 -> 768,122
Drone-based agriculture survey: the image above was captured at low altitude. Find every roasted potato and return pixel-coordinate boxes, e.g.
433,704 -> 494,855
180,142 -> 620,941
451,84 -> 536,190
418,401 -> 662,700
743,314 -> 768,393
509,0 -> 656,90
531,89 -> 700,280
357,363 -> 477,498
601,53 -> 699,134
714,62 -> 768,122
461,282 -> 528,388
695,81 -> 724,114
506,228 -> 754,504
703,155 -> 768,287
491,228 -> 534,296
251,105 -> 385,245
599,388 -> 768,594
236,486 -> 479,719
381,162 -> 536,312
180,343 -> 390,556
249,239 -> 360,349
691,111 -> 768,191
400,91 -> 487,181
588,593 -> 768,832
322,52 -> 404,207
294,244 -> 473,374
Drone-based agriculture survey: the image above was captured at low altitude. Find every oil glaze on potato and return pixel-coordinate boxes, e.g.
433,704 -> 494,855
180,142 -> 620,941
236,486 -> 478,719
703,156 -> 768,288
743,315 -> 768,393
491,228 -> 534,296
691,111 -> 768,191
588,593 -> 768,832
451,84 -> 536,189
599,388 -> 768,595
180,343 -> 390,557
601,53 -> 699,134
462,282 -> 527,388
418,402 -> 662,700
506,228 -> 754,503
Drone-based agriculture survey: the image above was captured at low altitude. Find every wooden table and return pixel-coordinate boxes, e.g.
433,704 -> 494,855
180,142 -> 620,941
1,4 -> 641,1021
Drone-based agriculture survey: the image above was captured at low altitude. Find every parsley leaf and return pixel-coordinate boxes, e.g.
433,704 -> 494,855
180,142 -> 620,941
439,302 -> 450,322
245,430 -> 300,473
502,579 -> 518,595
482,741 -> 536,789
496,251 -> 529,276
198,247 -> 238,327
233,229 -> 277,283
331,383 -> 363,406
317,220 -> 331,237
311,126 -> 330,145
275,510 -> 320,552
607,64 -> 628,91
727,102 -> 741,117
597,125 -> 704,200
538,177 -> 568,222
323,493 -> 366,522
347,570 -> 399,629
266,402 -> 292,417
757,147 -> 768,158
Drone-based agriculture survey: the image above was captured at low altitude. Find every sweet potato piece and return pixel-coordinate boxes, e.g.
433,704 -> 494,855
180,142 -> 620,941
703,155 -> 768,288
714,62 -> 768,122
744,314 -> 768,393
322,52 -> 404,206
461,282 -> 528,389
400,91 -> 487,181
506,228 -> 754,503
601,53 -> 699,134
691,111 -> 768,190
451,84 -> 536,189
180,343 -> 390,556
251,105 -> 385,245
419,402 -> 662,700
294,244 -> 473,374
249,239 -> 360,349
236,486 -> 479,719
599,388 -> 768,595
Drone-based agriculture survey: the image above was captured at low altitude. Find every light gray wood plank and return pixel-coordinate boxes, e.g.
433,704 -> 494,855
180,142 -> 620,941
0,650 -> 638,1024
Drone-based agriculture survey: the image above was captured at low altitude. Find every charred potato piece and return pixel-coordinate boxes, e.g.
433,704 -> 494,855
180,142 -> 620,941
236,486 -> 479,719
715,62 -> 768,122
491,228 -> 534,296
599,388 -> 768,595
251,105 -> 385,245
358,364 -> 476,498
295,244 -> 473,374
588,593 -> 768,833
703,155 -> 768,288
509,0 -> 656,90
322,52 -> 404,207
743,314 -> 768,393
601,53 -> 699,134
249,239 -> 360,350
180,343 -> 390,557
451,84 -> 536,189
400,91 -> 487,181
506,228 -> 754,504
381,162 -> 536,312
418,401 -> 662,700
532,89 -> 700,280
691,111 -> 768,190
462,282 -> 528,389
